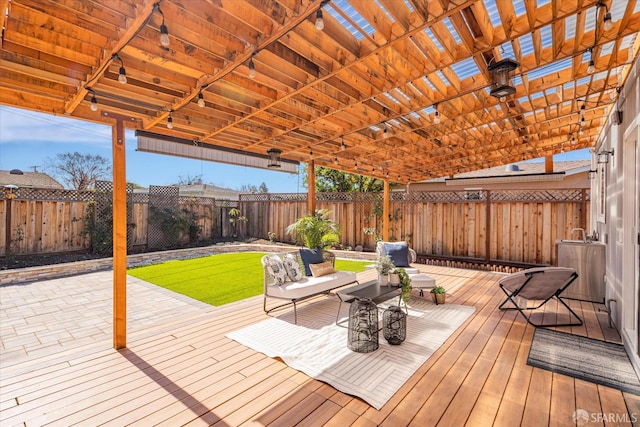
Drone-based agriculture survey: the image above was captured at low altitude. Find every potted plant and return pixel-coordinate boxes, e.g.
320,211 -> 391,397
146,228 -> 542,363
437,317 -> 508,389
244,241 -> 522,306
397,268 -> 413,306
285,209 -> 341,249
374,254 -> 396,285
430,286 -> 446,305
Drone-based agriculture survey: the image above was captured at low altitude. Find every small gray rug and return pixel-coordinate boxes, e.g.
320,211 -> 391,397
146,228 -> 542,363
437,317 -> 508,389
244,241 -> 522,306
527,328 -> 640,395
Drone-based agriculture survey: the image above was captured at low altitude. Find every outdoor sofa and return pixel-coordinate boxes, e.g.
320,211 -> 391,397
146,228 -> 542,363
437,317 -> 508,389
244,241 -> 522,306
262,249 -> 357,323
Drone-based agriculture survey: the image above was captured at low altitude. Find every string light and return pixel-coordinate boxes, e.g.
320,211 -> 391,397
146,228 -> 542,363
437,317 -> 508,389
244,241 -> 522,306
597,2 -> 614,31
433,104 -> 440,124
197,91 -> 205,108
340,136 -> 346,150
113,54 -> 127,84
156,3 -> 170,47
383,126 -> 388,139
587,48 -> 595,74
248,57 -> 256,78
89,91 -> 98,111
167,111 -> 174,129
315,9 -> 324,30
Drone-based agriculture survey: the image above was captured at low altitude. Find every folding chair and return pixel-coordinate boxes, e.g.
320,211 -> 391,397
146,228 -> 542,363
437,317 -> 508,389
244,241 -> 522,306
498,267 -> 583,327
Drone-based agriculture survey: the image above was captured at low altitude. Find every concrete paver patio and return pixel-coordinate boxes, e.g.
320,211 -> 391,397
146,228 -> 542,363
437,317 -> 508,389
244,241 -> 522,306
0,271 -> 214,367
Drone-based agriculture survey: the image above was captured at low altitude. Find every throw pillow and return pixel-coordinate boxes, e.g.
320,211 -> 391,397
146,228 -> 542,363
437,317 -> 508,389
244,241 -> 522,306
265,255 -> 288,285
282,253 -> 303,281
299,248 -> 325,276
309,260 -> 335,277
383,242 -> 409,267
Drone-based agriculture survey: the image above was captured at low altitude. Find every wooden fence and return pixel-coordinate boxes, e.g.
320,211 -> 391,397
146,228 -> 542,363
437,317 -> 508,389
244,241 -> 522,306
2,187 -> 589,267
0,186 -> 240,257
240,189 -> 590,266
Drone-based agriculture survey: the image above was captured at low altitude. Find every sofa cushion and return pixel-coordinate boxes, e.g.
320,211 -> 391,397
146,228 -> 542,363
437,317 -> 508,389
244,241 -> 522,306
309,260 -> 335,277
282,253 -> 303,281
265,270 -> 357,300
265,255 -> 288,285
383,242 -> 409,267
299,248 -> 325,276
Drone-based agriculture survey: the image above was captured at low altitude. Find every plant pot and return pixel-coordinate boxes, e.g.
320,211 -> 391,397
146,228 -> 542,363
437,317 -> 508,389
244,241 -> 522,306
389,273 -> 400,285
378,274 -> 389,286
431,293 -> 446,305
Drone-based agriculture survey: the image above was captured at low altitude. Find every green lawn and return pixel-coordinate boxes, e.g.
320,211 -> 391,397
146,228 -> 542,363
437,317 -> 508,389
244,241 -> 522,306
127,251 -> 369,306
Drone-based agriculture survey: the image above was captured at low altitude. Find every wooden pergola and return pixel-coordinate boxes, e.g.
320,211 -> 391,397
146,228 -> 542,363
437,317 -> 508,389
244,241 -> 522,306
1,0 -> 639,348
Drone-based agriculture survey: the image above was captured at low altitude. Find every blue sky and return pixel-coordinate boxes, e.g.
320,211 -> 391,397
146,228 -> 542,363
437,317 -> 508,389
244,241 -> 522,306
0,105 -> 591,191
0,106 -> 304,193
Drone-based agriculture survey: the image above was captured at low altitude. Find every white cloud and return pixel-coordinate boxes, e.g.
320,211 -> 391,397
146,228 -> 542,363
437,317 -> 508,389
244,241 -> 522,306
0,106 -> 112,147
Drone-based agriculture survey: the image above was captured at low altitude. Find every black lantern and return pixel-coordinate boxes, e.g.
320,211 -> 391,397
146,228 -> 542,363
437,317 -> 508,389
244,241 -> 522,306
383,305 -> 406,345
347,298 -> 379,353
267,148 -> 282,168
488,58 -> 519,101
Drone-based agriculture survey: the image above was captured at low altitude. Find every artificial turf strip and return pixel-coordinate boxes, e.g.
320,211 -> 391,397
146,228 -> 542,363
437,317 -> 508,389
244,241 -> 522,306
127,251 -> 370,306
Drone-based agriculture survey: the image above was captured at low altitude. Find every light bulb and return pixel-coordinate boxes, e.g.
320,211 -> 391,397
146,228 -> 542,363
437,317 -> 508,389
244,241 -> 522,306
118,66 -> 127,84
160,23 -> 170,47
499,96 -> 506,102
334,157 -> 338,165
579,127 -> 584,135
90,94 -> 98,111
197,92 -> 205,108
587,60 -> 595,74
248,58 -> 256,78
434,111 -> 440,124
167,115 -> 173,129
603,12 -> 613,31
315,9 -> 324,30
383,127 -> 388,139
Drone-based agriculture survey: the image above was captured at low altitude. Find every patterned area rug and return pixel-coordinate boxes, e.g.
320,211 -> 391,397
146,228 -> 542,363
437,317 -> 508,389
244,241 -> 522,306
226,297 -> 475,409
527,328 -> 640,395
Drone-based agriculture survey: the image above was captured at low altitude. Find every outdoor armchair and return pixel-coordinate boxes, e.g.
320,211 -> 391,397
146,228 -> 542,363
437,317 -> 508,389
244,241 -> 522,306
498,267 -> 583,327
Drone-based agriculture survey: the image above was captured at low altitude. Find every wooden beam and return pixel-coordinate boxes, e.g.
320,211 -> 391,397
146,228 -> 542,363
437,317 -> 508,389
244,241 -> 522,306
64,1 -> 157,114
307,159 -> 316,215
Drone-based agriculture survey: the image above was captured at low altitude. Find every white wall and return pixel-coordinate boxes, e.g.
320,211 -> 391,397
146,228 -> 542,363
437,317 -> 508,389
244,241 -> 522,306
591,53 -> 640,376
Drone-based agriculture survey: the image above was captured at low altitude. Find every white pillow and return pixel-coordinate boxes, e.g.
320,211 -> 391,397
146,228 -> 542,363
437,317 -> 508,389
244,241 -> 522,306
265,255 -> 287,285
282,253 -> 303,281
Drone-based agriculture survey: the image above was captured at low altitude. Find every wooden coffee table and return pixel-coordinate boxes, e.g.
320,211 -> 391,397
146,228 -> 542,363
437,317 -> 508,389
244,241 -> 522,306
335,279 -> 402,326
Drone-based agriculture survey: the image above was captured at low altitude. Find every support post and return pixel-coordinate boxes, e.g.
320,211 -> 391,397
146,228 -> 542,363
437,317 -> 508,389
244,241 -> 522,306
105,112 -> 132,349
307,159 -> 316,214
383,179 -> 390,241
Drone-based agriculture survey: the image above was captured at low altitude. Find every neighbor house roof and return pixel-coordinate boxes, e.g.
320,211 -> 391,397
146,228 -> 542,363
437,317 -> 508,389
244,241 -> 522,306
449,160 -> 592,180
0,170 -> 64,189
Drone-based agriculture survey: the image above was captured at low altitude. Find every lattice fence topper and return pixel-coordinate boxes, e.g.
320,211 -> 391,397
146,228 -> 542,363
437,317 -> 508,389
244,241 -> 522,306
93,180 -> 134,255
490,189 -> 588,202
0,187 -> 95,201
236,190 -> 590,204
147,185 -> 180,250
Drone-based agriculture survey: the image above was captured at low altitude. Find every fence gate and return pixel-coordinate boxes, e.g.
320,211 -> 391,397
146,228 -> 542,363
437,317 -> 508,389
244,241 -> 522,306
147,185 -> 180,249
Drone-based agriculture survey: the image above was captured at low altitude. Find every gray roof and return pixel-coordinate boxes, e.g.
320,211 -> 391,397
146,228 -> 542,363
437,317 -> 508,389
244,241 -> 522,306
433,160 -> 592,182
0,170 -> 64,189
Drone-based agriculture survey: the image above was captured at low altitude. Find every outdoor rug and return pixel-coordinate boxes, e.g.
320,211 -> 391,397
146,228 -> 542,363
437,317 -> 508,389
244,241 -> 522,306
226,297 -> 475,409
527,328 -> 640,395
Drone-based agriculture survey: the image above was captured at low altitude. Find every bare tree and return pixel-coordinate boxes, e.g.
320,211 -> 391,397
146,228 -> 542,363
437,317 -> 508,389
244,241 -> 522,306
45,152 -> 111,190
240,182 -> 269,193
173,174 -> 203,186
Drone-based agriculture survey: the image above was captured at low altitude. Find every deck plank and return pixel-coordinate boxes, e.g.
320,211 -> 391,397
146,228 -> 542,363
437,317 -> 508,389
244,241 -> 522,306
0,264 -> 634,427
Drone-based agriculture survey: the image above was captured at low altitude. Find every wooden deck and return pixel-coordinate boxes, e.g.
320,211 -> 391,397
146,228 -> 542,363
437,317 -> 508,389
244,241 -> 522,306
1,265 -> 639,426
